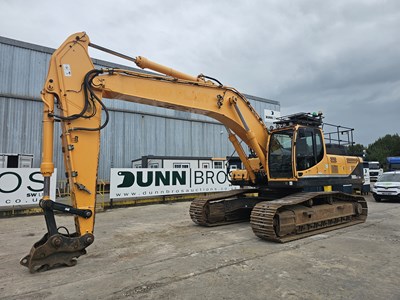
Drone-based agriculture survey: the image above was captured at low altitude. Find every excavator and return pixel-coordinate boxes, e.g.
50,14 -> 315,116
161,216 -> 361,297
20,32 -> 367,273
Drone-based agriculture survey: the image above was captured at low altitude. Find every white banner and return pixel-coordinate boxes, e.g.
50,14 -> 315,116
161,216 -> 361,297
0,168 -> 57,207
264,109 -> 281,125
110,168 -> 238,199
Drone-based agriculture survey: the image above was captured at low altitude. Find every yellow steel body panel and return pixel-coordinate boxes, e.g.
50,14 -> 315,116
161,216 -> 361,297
40,32 -> 269,235
39,32 -> 362,238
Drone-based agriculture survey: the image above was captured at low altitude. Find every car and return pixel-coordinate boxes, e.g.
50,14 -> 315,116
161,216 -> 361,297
371,171 -> 400,202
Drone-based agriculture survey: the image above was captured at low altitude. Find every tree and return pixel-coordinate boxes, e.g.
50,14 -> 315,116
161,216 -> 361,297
348,143 -> 365,157
366,134 -> 400,168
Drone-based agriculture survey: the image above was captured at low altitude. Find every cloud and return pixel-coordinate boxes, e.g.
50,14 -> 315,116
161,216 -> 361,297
0,0 -> 399,145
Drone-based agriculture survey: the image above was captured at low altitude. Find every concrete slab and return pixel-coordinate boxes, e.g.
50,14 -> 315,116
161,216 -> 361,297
1,194 -> 400,299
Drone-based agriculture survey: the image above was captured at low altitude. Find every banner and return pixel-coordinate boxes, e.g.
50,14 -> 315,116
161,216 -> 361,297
264,109 -> 281,125
0,168 -> 57,207
110,168 -> 238,199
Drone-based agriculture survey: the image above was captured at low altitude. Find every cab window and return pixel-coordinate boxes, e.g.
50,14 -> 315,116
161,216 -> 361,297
296,128 -> 324,171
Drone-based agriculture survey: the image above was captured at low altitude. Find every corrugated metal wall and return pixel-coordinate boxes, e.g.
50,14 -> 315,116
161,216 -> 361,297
0,36 -> 280,181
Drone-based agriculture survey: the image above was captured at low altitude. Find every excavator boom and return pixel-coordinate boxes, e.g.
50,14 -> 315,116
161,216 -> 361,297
20,32 -> 367,273
20,32 -> 270,272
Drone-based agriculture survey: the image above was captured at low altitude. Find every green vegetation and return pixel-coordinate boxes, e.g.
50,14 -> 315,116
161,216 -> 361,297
348,134 -> 400,169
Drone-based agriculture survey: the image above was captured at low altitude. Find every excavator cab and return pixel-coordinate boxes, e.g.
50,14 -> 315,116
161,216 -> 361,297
267,113 -> 327,186
267,112 -> 364,193
230,112 -> 363,193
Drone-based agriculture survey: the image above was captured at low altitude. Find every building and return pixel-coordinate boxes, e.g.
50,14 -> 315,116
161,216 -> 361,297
131,155 -> 244,172
0,35 -> 280,182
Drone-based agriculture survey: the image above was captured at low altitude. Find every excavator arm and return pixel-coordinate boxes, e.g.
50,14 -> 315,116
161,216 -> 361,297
20,32 -> 270,272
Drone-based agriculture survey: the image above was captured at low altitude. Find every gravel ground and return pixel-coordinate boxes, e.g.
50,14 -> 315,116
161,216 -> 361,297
1,193 -> 400,300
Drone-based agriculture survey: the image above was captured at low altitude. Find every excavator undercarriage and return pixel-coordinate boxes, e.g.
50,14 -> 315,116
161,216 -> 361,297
189,189 -> 260,226
189,189 -> 367,242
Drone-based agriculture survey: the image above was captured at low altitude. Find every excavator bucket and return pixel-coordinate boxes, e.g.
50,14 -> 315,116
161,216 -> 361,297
20,232 -> 94,273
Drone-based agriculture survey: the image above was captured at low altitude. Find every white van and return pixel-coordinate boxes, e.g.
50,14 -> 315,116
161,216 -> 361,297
372,171 -> 400,202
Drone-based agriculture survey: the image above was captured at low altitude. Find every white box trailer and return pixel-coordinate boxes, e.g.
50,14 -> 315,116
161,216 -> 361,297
0,153 -> 33,168
131,155 -> 228,169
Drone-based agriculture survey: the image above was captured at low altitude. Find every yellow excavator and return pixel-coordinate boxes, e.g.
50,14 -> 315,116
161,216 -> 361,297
20,32 -> 367,273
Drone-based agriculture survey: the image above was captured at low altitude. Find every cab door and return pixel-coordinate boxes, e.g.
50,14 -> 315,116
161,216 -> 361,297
267,129 -> 296,181
295,127 -> 324,174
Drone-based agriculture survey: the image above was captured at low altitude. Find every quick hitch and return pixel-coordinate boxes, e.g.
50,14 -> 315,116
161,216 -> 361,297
20,197 -> 94,273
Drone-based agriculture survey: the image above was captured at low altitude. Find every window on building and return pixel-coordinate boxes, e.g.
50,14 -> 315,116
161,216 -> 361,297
173,163 -> 190,169
149,163 -> 159,168
202,163 -> 210,169
213,161 -> 224,169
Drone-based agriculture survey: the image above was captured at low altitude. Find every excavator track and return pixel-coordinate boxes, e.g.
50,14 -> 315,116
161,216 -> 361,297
189,188 -> 260,226
250,191 -> 368,243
